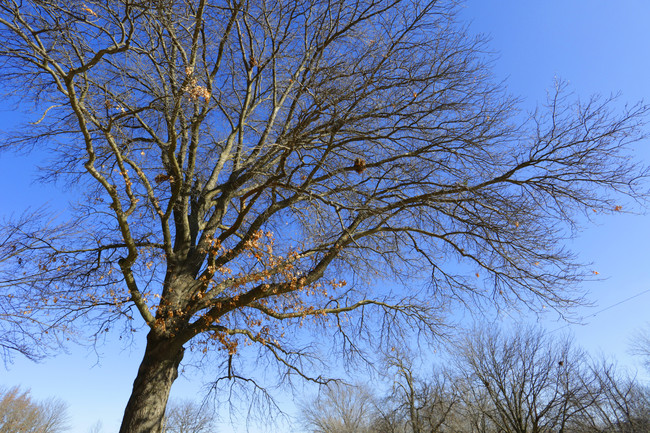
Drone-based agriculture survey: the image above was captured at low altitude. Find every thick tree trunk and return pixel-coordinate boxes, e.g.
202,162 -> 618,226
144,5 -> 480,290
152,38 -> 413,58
119,331 -> 185,433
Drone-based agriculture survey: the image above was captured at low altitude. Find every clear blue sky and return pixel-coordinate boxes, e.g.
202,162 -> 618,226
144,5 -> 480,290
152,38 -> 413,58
456,0 -> 650,371
2,1 -> 650,432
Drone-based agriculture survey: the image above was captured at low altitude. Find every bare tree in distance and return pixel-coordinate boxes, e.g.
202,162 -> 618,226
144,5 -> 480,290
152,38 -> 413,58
373,351 -> 457,433
0,386 -> 70,433
86,421 -> 104,433
453,326 -> 602,433
0,0 -> 648,431
630,324 -> 650,373
163,399 -> 217,433
580,359 -> 650,433
301,330 -> 650,433
301,383 -> 375,433
452,387 -> 495,433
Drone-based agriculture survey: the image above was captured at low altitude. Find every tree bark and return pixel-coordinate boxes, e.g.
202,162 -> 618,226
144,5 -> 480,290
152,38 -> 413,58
119,331 -> 185,433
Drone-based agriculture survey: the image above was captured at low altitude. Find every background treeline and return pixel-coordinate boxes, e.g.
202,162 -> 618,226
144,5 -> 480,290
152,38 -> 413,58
301,326 -> 650,433
3,325 -> 648,433
0,389 -> 216,433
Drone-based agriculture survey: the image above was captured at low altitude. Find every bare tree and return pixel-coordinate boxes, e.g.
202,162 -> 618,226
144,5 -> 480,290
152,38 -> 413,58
301,352 -> 459,433
0,0 -> 648,432
575,360 -> 650,433
0,386 -> 69,433
301,333 -> 650,433
301,383 -> 375,433
630,324 -> 650,373
163,399 -> 217,433
86,421 -> 104,433
451,388 -> 497,433
453,326 -> 601,433
374,351 -> 457,433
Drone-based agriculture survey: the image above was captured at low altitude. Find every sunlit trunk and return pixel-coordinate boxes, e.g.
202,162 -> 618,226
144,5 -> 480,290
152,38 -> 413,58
119,331 -> 185,433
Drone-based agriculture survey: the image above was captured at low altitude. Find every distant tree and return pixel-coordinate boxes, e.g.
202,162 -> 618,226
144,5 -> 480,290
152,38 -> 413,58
630,324 -> 650,372
374,352 -> 457,433
453,326 -> 599,433
0,0 -> 648,432
86,421 -> 104,433
301,354 -> 457,433
451,388 -> 496,433
575,360 -> 650,433
163,399 -> 217,433
299,329 -> 650,433
301,383 -> 375,433
0,386 -> 69,433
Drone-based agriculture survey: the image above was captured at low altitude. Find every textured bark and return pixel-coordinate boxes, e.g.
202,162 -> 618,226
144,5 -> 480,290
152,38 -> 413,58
119,332 -> 185,433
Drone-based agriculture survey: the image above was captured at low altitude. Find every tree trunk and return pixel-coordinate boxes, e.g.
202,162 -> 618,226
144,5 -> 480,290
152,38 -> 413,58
119,331 -> 185,433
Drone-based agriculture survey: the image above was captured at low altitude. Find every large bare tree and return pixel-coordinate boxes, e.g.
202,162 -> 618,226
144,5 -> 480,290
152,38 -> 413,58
0,0 -> 647,431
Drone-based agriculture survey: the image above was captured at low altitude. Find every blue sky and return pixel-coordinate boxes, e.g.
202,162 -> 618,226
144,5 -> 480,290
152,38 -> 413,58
2,1 -> 650,432
457,0 -> 650,368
